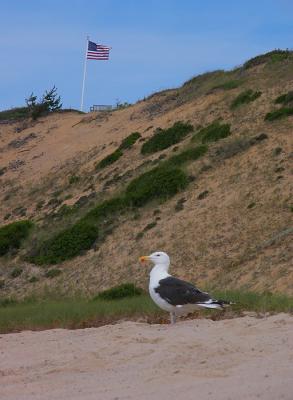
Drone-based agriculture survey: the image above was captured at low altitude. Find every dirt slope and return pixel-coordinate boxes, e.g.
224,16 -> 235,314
1,314 -> 293,400
0,53 -> 292,297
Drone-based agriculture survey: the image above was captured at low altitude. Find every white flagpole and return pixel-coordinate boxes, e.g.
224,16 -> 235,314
80,36 -> 89,111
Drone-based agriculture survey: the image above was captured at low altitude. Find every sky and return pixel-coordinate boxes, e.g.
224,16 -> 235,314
1,0 -> 292,111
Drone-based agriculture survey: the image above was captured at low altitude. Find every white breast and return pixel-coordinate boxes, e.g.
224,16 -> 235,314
149,264 -> 174,312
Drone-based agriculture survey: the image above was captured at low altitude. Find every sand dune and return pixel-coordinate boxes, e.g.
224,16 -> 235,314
1,314 -> 293,400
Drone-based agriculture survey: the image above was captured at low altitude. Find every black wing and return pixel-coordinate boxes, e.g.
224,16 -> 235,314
155,277 -> 212,306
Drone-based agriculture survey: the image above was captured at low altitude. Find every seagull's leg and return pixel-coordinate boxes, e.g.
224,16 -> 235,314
170,311 -> 176,324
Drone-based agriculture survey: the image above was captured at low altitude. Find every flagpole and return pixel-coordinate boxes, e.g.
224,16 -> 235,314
80,36 -> 89,111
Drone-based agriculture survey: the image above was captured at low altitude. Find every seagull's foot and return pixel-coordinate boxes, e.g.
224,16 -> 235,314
170,312 -> 177,325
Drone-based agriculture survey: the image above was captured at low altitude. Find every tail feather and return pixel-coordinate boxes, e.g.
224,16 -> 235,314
197,299 -> 234,309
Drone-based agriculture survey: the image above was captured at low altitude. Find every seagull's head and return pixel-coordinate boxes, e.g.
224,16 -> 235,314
139,251 -> 170,268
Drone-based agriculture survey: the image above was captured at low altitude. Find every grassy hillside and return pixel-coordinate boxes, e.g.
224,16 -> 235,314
0,50 -> 292,301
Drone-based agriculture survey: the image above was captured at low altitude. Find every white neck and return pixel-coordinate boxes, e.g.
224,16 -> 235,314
150,263 -> 170,286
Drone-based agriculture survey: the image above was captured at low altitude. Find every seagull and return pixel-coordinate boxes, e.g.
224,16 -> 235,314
139,251 -> 232,324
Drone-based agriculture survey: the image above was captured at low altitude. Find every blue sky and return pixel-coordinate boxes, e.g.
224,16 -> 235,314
1,0 -> 292,111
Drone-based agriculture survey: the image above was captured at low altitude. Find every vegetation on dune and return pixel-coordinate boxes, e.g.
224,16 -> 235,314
0,290 -> 292,333
26,135 -> 209,265
10,267 -> 23,278
213,80 -> 242,91
30,222 -> 99,265
0,107 -> 30,121
243,49 -> 292,69
264,107 -> 293,121
164,144 -> 208,167
192,121 -> 231,144
274,91 -> 293,105
95,132 -> 141,170
231,89 -> 262,109
94,283 -> 143,301
183,70 -> 224,87
0,86 -> 63,121
45,269 -> 62,278
95,149 -> 123,170
27,86 -> 62,120
29,164 -> 189,264
125,166 -> 189,207
0,295 -> 162,333
119,132 -> 141,150
0,220 -> 33,256
141,121 -> 194,154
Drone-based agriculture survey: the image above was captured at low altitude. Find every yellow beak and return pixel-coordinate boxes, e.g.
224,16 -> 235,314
139,256 -> 150,263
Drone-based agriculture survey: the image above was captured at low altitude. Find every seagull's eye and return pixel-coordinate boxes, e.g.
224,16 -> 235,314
156,254 -> 160,257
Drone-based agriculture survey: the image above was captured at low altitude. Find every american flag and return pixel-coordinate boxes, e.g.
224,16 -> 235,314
87,40 -> 111,60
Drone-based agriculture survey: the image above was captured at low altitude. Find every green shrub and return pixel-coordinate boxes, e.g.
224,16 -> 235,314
143,222 -> 157,231
165,145 -> 208,167
96,149 -> 123,169
84,197 -> 128,222
274,91 -> 293,105
243,50 -> 292,69
0,220 -> 33,256
0,107 -> 29,121
119,132 -> 141,150
193,122 -> 231,144
265,107 -> 293,121
213,80 -> 241,90
28,276 -> 39,283
125,166 -> 189,207
94,283 -> 143,301
141,121 -> 193,154
32,221 -> 99,264
0,167 -> 7,176
231,89 -> 262,109
45,269 -> 62,278
69,175 -> 80,185
10,267 -> 23,278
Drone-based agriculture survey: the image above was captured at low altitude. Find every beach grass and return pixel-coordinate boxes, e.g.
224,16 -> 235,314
0,290 -> 292,333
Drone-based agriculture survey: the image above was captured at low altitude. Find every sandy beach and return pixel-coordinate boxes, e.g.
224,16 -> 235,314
1,313 -> 293,400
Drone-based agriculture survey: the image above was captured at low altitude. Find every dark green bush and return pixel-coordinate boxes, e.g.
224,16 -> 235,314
10,267 -> 23,278
0,167 -> 7,176
193,122 -> 231,143
265,107 -> 293,121
32,221 -> 99,264
141,121 -> 193,154
45,269 -> 62,278
165,145 -> 208,167
96,149 -> 123,169
119,132 -> 141,150
125,166 -> 189,207
231,89 -> 262,109
274,91 -> 293,105
143,222 -> 157,231
93,283 -> 143,301
243,50 -> 292,69
0,220 -> 33,256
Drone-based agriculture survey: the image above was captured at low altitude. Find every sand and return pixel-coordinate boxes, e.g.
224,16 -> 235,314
1,314 -> 293,400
